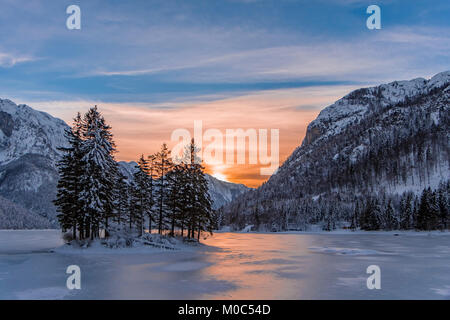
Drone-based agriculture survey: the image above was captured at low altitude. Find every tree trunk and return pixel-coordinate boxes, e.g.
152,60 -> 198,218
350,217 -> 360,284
148,216 -> 152,234
171,213 -> 175,237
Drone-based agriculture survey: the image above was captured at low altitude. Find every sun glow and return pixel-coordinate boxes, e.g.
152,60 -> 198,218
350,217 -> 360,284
212,172 -> 228,182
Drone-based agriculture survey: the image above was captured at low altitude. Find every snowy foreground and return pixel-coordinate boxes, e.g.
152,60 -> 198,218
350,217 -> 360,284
0,230 -> 449,299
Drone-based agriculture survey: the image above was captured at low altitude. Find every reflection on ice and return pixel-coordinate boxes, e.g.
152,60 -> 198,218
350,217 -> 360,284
0,230 -> 449,299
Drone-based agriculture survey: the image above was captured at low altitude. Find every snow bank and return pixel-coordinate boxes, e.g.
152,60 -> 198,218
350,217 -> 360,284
54,232 -> 201,255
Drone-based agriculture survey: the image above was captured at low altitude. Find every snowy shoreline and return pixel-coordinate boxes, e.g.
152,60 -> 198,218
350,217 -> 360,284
215,228 -> 450,236
2,228 -> 450,235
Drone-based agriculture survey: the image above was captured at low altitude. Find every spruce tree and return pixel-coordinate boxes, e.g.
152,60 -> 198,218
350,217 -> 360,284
154,143 -> 173,234
147,154 -> 157,233
79,106 -> 118,239
436,182 -> 449,229
115,172 -> 130,227
399,193 -> 413,230
54,113 -> 85,240
166,164 -> 187,236
416,187 -> 440,230
183,139 -> 213,240
132,155 -> 153,236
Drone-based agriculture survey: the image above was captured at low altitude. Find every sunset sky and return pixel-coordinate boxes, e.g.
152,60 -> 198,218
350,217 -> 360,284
0,0 -> 449,187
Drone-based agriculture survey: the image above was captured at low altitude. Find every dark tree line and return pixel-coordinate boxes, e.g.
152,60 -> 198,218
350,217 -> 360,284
356,182 -> 449,231
54,107 -> 214,241
221,181 -> 449,232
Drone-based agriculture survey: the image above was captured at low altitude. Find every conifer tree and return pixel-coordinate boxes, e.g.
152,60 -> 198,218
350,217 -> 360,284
436,182 -> 449,229
54,113 -> 85,240
166,164 -> 187,236
79,106 -> 118,239
154,143 -> 173,234
399,193 -> 414,230
147,154 -> 157,233
183,139 -> 213,240
115,172 -> 130,227
416,187 -> 440,230
132,155 -> 153,236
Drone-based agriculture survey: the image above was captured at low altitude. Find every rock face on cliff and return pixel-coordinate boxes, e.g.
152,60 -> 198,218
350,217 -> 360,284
0,99 -> 70,228
220,71 -> 450,231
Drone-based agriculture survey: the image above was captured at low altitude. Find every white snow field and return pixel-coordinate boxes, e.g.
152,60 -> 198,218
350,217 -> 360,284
0,230 -> 449,299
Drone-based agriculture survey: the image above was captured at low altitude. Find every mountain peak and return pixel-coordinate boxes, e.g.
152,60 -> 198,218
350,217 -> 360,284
221,71 -> 449,232
0,98 -> 69,165
428,70 -> 450,89
302,71 -> 450,147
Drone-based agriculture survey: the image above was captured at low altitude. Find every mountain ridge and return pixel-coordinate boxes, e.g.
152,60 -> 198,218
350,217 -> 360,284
220,71 -> 450,231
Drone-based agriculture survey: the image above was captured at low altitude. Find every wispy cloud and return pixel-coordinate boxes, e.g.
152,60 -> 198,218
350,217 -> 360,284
0,52 -> 35,67
78,25 -> 450,86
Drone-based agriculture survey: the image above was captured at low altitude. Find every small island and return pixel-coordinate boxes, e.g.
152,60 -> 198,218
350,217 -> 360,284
54,107 -> 215,250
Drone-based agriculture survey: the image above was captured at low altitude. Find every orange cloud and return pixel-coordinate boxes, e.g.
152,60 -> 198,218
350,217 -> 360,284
32,85 -> 357,187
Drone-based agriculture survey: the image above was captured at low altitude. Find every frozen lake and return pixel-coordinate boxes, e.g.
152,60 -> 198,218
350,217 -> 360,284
0,230 -> 449,299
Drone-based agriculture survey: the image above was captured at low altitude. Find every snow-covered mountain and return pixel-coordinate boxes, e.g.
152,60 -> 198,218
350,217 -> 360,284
0,99 -> 70,228
0,100 -> 249,229
220,71 -> 450,230
0,99 -> 69,164
301,71 -> 450,148
204,174 -> 249,209
281,70 -> 450,194
118,161 -> 249,210
0,194 -> 51,229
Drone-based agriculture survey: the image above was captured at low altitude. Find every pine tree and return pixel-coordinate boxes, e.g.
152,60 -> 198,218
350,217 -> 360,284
399,192 -> 413,230
153,143 -> 174,234
131,155 -> 153,236
360,198 -> 380,230
383,199 -> 396,230
115,172 -> 130,227
79,106 -> 118,239
166,164 -> 187,236
436,182 -> 449,230
416,187 -> 440,230
183,139 -> 213,240
54,113 -> 85,240
147,154 -> 157,233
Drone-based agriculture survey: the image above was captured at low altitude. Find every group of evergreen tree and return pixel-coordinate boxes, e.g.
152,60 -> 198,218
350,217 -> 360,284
54,107 -> 214,241
221,180 -> 449,232
355,182 -> 449,231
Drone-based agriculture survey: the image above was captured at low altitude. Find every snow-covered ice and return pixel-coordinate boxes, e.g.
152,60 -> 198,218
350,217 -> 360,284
0,230 -> 449,299
308,246 -> 387,256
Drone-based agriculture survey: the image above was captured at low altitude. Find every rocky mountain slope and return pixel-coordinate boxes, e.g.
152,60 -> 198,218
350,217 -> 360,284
220,71 -> 450,230
204,174 -> 249,209
0,99 -> 69,228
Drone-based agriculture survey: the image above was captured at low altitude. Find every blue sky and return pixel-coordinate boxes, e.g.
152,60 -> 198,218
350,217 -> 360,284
0,0 -> 449,185
0,0 -> 449,104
